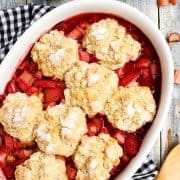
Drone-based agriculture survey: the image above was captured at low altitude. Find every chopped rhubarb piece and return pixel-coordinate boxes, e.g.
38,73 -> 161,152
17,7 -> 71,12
87,121 -> 98,136
17,70 -> 35,87
78,49 -> 90,62
67,26 -> 85,40
18,60 -> 28,70
3,166 -> 15,178
44,87 -> 64,103
115,68 -> 123,79
124,134 -> 140,157
138,68 -> 154,89
15,78 -> 28,92
89,54 -> 99,63
17,141 -> 36,149
6,80 -> 17,93
4,135 -> 14,153
119,70 -> 141,86
135,58 -> 150,69
35,80 -> 58,88
142,43 -> 155,59
120,154 -> 130,166
113,130 -> 126,145
26,87 -> 39,96
66,165 -> 77,180
110,164 -> 121,175
6,155 -> 15,165
157,0 -> 169,6
100,127 -> 110,134
0,168 -> 6,180
43,102 -> 56,109
56,155 -> 66,162
90,117 -> 104,132
28,61 -> 38,73
0,152 -> 7,168
122,62 -> 136,74
15,149 -> 33,160
168,32 -> 180,43
0,124 -> 4,136
34,70 -> 43,79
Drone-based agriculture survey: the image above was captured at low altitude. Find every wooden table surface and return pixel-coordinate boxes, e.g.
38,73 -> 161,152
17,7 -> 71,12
0,0 -> 180,169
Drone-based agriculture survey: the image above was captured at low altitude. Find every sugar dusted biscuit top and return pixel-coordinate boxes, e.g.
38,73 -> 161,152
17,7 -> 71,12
34,104 -> 87,156
31,30 -> 79,79
82,18 -> 141,69
105,86 -> 156,132
15,151 -> 67,180
64,62 -> 118,116
0,92 -> 43,142
74,134 -> 123,180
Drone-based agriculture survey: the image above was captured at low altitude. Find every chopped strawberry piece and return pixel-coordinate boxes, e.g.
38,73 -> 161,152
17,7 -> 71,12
6,80 -> 17,93
0,152 -> 7,168
135,58 -> 150,69
87,121 -> 98,136
113,130 -> 126,145
66,165 -> 77,180
100,127 -> 110,134
115,68 -> 123,79
17,70 -> 35,87
56,155 -> 66,162
149,62 -> 158,80
15,78 -> 28,92
35,80 -> 58,88
67,26 -> 85,40
26,87 -> 39,96
119,70 -> 141,86
90,117 -> 104,132
0,168 -> 6,180
124,134 -> 140,157
78,49 -> 90,62
44,87 -> 64,103
3,166 -> 15,178
34,71 -> 43,79
4,135 -> 14,153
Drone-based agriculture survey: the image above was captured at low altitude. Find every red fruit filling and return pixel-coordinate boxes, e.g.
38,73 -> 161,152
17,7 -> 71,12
0,13 -> 161,179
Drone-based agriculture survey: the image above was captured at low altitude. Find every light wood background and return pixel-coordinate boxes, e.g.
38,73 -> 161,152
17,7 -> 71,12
0,0 -> 180,169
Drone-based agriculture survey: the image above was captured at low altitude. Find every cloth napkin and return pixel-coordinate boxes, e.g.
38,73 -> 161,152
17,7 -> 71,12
0,4 -> 158,180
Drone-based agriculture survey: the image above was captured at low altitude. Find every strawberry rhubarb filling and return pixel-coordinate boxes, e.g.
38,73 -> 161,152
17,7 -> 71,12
0,13 -> 161,180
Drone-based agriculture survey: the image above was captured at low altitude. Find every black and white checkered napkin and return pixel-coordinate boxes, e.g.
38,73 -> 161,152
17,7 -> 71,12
0,3 -> 158,179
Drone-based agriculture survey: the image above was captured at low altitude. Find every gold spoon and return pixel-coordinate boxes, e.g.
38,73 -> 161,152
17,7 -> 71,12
156,144 -> 180,180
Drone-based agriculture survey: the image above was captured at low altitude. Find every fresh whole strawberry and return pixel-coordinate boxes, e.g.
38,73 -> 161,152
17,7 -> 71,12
124,134 -> 140,157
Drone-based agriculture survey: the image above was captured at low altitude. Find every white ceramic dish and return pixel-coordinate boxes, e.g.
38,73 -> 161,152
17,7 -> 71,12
0,0 -> 174,179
